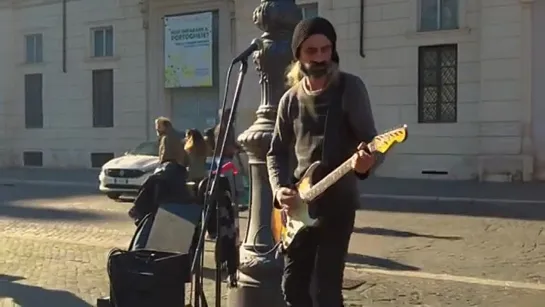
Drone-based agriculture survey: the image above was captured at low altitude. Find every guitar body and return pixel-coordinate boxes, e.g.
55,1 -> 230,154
271,161 -> 321,250
270,125 -> 409,251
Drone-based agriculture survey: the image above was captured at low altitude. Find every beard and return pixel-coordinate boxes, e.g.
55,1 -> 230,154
301,61 -> 330,78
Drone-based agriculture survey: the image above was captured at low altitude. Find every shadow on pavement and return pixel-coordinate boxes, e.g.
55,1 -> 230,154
359,198 -> 545,221
202,266 -> 218,280
346,253 -> 420,271
353,226 -> 462,241
0,274 -> 91,307
0,184 -> 98,202
115,197 -> 135,203
361,177 -> 545,202
0,202 -> 108,221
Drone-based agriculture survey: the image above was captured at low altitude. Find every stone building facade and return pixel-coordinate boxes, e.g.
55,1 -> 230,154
0,0 -> 541,181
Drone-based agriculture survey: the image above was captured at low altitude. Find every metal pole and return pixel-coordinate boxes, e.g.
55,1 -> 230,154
227,0 -> 301,306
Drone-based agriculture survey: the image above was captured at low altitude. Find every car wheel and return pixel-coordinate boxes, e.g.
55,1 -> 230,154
106,193 -> 121,200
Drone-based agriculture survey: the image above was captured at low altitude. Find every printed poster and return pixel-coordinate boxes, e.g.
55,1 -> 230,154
164,12 -> 213,88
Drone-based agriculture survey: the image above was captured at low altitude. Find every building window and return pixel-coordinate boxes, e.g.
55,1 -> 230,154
24,74 -> 44,128
25,34 -> 43,63
23,151 -> 43,167
92,27 -> 114,57
91,152 -> 114,168
419,0 -> 458,32
418,44 -> 457,123
92,69 -> 114,127
299,3 -> 318,19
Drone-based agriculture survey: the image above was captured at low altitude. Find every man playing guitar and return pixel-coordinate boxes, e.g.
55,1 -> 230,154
266,17 -> 378,306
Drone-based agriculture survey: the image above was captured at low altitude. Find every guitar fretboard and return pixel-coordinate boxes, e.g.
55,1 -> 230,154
300,142 -> 377,202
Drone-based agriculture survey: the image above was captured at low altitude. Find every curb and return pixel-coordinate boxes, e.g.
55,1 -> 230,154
0,179 -> 96,188
359,193 -> 545,204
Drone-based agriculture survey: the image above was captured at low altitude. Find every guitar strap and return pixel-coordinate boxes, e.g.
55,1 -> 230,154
321,73 -> 350,172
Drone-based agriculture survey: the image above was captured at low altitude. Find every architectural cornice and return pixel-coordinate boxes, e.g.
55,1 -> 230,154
0,0 -> 79,9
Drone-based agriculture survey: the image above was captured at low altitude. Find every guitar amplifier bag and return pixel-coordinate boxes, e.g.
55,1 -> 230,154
107,202 -> 203,307
107,248 -> 189,307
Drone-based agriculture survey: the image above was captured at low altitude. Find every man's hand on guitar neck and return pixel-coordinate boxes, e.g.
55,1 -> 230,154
276,187 -> 300,212
351,142 -> 376,175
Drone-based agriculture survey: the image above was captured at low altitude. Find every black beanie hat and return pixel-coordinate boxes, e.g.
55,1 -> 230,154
291,17 -> 339,63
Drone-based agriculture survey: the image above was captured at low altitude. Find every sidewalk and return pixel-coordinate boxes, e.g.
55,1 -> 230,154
0,167 -> 544,203
361,177 -> 545,203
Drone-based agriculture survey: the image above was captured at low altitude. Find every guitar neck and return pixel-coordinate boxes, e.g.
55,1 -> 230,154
301,142 -> 377,202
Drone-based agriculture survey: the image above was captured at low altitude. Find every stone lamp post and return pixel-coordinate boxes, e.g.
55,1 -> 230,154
227,0 -> 301,306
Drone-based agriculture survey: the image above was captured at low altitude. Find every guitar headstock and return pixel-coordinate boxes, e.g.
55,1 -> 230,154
372,125 -> 408,153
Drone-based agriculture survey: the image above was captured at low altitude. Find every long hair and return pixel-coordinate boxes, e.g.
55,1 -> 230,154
285,61 -> 305,88
184,129 -> 207,156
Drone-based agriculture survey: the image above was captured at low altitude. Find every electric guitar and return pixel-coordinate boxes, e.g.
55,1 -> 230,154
271,125 -> 409,250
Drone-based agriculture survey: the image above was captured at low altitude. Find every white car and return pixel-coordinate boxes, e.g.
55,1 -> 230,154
99,141 -> 160,200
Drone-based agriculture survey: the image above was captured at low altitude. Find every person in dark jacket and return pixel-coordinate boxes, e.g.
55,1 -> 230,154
129,162 -> 191,224
211,109 -> 247,210
214,108 -> 239,159
203,127 -> 216,156
266,17 -> 378,307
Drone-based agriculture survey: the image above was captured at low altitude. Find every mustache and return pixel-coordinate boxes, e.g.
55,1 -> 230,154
309,61 -> 328,67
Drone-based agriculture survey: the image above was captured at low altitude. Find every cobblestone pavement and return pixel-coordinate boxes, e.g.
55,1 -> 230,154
1,183 -> 544,306
342,270 -> 544,306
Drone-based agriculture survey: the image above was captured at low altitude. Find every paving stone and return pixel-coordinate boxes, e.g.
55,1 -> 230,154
1,185 -> 545,306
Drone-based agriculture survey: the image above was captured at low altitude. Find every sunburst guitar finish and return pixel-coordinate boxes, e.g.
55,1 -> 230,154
271,125 -> 409,250
271,162 -> 320,249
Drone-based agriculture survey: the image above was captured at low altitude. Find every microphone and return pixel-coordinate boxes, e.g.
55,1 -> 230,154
231,39 -> 260,64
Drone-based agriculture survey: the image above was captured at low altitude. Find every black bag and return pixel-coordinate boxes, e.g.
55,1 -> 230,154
131,162 -> 193,223
107,248 -> 190,307
107,200 -> 202,307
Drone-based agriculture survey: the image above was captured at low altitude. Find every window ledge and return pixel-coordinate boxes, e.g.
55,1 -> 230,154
17,61 -> 47,67
85,55 -> 120,63
405,27 -> 472,39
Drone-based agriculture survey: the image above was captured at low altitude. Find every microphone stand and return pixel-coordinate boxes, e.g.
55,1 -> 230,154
190,58 -> 249,307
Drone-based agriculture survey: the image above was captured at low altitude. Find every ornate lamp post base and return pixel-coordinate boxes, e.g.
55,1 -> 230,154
228,105 -> 285,306
226,252 -> 284,306
226,1 -> 301,306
